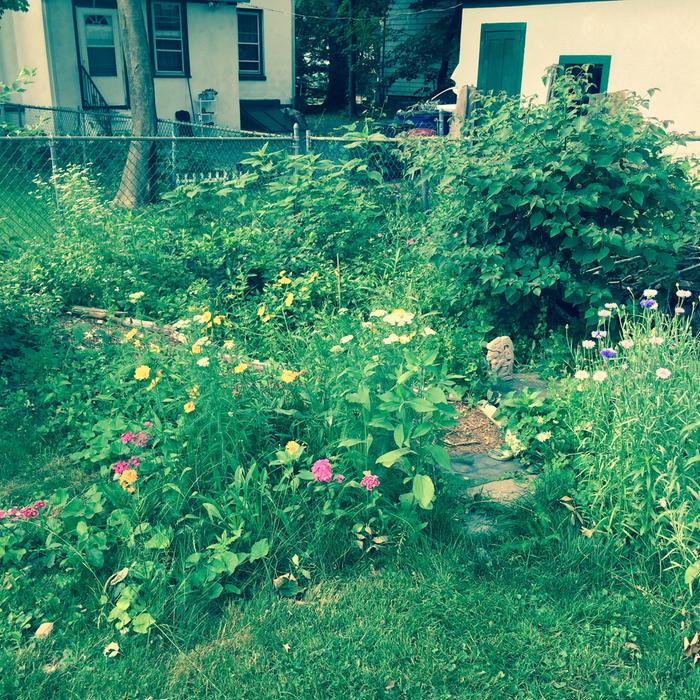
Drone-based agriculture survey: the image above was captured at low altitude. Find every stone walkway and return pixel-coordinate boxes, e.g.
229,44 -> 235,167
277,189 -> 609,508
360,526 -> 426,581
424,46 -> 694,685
448,373 -> 545,533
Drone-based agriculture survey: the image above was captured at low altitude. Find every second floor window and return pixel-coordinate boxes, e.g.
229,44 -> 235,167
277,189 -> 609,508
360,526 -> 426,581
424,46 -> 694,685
238,9 -> 264,78
151,1 -> 187,75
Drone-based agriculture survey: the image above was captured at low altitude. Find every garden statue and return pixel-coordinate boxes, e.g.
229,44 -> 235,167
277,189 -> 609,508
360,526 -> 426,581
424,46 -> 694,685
486,336 -> 514,380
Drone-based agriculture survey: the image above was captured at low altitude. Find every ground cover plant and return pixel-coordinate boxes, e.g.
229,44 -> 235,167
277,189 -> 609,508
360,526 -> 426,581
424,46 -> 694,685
2,77 -> 700,697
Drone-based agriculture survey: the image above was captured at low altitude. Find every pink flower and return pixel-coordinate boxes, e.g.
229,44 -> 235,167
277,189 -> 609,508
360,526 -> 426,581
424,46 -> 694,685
34,500 -> 46,509
132,431 -> 151,447
112,460 -> 129,475
120,431 -> 135,444
360,472 -> 380,491
311,459 -> 333,482
128,456 -> 141,468
334,474 -> 345,483
143,421 -> 153,428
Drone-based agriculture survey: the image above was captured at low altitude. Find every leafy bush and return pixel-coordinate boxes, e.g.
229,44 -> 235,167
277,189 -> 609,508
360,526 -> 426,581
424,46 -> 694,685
420,77 -> 699,331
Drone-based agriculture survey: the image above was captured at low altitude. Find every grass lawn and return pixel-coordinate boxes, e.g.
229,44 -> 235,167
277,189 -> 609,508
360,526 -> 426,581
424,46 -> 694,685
2,441 -> 698,700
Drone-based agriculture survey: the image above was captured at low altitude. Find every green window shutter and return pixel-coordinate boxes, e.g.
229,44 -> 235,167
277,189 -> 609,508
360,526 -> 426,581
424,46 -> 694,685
477,23 -> 527,96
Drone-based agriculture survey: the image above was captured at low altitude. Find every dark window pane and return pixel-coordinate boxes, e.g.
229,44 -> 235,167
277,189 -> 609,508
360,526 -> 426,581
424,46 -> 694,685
238,14 -> 257,33
155,38 -> 182,51
239,31 -> 259,44
239,44 -> 258,61
154,2 -> 181,32
87,46 -> 117,76
239,61 -> 260,73
562,62 -> 604,93
157,51 -> 183,72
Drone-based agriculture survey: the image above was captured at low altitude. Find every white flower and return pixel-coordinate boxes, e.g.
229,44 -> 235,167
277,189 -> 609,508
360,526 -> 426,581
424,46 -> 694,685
675,307 -> 686,315
383,308 -> 415,327
655,367 -> 671,380
618,339 -> 634,349
592,370 -> 608,382
504,430 -> 525,455
369,309 -> 387,318
535,431 -> 552,442
361,321 -> 373,328
597,309 -> 611,318
196,357 -> 210,367
382,333 -> 400,345
574,370 -> 590,380
340,335 -> 354,344
421,327 -> 437,337
604,303 -> 618,310
582,340 -> 596,349
648,336 -> 664,346
643,289 -> 658,298
591,330 -> 607,339
676,289 -> 692,299
330,345 -> 343,353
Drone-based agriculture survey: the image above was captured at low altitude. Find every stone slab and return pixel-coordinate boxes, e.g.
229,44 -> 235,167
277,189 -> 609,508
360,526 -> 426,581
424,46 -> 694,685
451,453 -> 525,485
467,476 -> 535,503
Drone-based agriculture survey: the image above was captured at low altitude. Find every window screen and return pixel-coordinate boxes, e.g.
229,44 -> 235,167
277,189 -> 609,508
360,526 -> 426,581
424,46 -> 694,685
238,10 -> 263,76
152,1 -> 185,74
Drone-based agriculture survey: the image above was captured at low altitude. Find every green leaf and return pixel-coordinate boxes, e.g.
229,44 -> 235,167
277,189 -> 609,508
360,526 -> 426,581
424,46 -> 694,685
131,612 -> 156,634
250,539 -> 270,561
407,398 -> 436,413
412,474 -> 435,509
426,445 -> 451,470
338,438 -> 366,448
684,561 -> 700,587
346,385 -> 370,410
376,448 -> 411,468
393,424 -> 405,448
144,529 -> 171,550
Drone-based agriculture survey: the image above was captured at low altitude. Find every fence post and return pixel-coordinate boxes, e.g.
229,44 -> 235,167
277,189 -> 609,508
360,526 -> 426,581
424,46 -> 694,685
170,123 -> 177,188
292,123 -> 301,156
79,111 -> 88,164
305,129 -> 311,153
48,137 -> 63,224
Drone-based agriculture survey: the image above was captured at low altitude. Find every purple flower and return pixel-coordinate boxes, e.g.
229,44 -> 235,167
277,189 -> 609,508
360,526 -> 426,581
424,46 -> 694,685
600,348 -> 617,359
640,299 -> 658,309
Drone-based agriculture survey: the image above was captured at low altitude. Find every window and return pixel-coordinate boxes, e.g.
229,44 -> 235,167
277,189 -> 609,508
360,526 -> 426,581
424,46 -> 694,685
84,14 -> 117,77
238,9 -> 264,78
150,1 -> 188,76
557,55 -> 611,94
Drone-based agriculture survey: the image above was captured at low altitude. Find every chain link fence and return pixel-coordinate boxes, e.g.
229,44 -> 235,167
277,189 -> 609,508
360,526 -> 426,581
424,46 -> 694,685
0,132 -> 422,243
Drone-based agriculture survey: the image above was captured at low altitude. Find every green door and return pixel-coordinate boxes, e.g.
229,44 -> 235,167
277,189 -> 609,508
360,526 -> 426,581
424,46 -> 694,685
477,23 -> 526,96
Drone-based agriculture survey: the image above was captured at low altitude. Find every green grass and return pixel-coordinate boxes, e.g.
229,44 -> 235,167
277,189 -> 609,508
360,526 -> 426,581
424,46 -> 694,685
3,531 -> 699,699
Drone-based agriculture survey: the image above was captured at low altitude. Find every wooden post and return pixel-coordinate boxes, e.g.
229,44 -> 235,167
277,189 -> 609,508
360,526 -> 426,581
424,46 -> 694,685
449,84 -> 469,138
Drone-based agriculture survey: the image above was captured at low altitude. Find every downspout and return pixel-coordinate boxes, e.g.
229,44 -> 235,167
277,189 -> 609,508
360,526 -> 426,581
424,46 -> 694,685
291,0 -> 296,107
41,0 -> 59,107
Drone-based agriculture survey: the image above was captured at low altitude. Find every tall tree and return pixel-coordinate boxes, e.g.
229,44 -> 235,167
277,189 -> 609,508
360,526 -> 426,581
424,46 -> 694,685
114,0 -> 157,207
0,0 -> 28,20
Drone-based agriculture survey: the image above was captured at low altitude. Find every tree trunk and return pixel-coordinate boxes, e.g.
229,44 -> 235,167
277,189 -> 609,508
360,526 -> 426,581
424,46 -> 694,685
114,0 -> 158,208
435,5 -> 463,92
323,0 -> 349,110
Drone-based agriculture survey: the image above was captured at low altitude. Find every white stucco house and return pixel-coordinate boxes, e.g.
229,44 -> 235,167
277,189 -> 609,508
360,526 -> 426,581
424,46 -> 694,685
451,0 -> 700,152
0,0 -> 296,131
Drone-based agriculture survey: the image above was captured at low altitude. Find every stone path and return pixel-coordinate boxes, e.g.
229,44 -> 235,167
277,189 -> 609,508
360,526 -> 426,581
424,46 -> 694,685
447,372 -> 546,533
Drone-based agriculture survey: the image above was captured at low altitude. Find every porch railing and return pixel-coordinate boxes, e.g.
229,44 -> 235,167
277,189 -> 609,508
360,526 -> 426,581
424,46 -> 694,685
79,65 -> 111,112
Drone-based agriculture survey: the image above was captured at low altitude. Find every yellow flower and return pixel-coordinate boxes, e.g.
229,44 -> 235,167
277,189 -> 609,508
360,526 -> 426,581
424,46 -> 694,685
262,314 -> 271,323
382,333 -> 400,345
191,343 -> 202,355
196,357 -> 210,367
134,365 -> 151,380
223,339 -> 234,349
124,328 -> 138,341
340,335 -> 353,344
183,401 -> 196,413
146,369 -> 162,391
369,309 -> 387,318
199,311 -> 212,324
279,275 -> 293,285
280,369 -> 302,384
233,362 -> 248,374
148,342 -> 161,354
133,339 -> 142,348
257,304 -> 266,317
284,292 -> 294,307
398,333 -> 414,344
213,315 -> 224,325
308,272 -> 319,282
330,345 -> 343,353
128,291 -> 145,303
187,385 -> 200,399
118,469 -> 138,493
285,440 -> 302,457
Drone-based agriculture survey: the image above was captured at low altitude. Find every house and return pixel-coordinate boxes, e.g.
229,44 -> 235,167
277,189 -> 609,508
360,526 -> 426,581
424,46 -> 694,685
384,0 -> 461,107
451,0 -> 700,152
0,0 -> 296,132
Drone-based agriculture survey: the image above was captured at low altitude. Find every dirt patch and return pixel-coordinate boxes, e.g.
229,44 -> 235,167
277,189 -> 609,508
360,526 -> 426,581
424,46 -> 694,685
445,404 -> 503,454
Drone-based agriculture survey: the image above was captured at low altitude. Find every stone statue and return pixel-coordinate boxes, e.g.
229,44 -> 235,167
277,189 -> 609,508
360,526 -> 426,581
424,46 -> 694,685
486,336 -> 514,380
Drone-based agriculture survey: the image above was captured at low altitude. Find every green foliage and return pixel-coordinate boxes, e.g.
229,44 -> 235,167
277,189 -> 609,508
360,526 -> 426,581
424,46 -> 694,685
420,79 -> 699,333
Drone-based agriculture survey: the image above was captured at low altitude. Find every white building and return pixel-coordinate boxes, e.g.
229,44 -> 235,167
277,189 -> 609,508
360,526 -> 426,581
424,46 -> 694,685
452,0 -> 700,151
0,0 -> 295,131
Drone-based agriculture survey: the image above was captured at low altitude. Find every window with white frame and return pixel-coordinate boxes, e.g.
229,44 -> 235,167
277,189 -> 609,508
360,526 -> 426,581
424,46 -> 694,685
150,1 -> 187,75
238,9 -> 264,77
